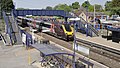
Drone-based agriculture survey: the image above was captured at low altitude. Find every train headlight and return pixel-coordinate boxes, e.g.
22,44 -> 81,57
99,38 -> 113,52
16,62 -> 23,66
66,33 -> 68,35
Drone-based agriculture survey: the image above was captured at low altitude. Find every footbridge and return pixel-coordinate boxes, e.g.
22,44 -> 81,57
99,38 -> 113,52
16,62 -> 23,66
13,9 -> 73,21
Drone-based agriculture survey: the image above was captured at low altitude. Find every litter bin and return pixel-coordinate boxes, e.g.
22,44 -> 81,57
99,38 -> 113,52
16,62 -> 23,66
40,39 -> 50,44
75,62 -> 86,68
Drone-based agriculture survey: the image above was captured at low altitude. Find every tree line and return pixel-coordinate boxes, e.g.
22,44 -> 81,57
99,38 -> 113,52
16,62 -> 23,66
105,0 -> 120,16
46,1 -> 103,12
1,0 -> 14,11
46,0 -> 120,16
0,0 -> 120,16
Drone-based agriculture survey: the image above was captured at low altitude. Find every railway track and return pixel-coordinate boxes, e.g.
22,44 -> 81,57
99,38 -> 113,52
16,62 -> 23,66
76,38 -> 120,55
36,32 -> 120,68
76,38 -> 120,62
41,32 -> 120,60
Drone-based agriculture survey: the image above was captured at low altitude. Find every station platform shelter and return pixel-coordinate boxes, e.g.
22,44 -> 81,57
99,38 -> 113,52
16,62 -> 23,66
31,43 -> 86,68
106,25 -> 120,43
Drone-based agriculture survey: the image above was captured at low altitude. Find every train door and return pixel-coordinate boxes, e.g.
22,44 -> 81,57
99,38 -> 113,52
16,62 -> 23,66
50,23 -> 55,33
60,25 -> 65,36
54,24 -> 62,36
54,24 -> 59,35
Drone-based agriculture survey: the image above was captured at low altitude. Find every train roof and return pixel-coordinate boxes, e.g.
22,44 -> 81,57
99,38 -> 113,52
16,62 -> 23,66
18,16 -> 43,23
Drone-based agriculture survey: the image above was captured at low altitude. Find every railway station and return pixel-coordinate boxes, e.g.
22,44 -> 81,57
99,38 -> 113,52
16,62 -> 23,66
0,0 -> 120,68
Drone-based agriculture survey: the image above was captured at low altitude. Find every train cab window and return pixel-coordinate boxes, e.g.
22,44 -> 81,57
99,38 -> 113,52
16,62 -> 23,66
64,24 -> 72,32
60,26 -> 63,30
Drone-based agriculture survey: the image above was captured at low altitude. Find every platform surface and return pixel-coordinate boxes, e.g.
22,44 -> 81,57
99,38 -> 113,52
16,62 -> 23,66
27,31 -> 109,68
76,32 -> 120,51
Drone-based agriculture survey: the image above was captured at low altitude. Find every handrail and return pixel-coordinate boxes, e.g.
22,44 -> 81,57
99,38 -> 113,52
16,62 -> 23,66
2,11 -> 9,33
79,17 -> 99,36
0,33 -> 6,43
88,24 -> 99,36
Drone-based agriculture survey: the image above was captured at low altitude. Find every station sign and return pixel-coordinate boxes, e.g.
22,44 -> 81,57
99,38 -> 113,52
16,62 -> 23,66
22,33 -> 26,44
73,43 -> 90,55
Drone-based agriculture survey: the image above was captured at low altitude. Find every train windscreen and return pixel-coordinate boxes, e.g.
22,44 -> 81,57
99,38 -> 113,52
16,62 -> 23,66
64,24 -> 72,32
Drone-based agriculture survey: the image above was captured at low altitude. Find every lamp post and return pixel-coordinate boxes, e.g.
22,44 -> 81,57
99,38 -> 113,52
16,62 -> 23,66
86,0 -> 89,23
0,1 -> 1,19
73,21 -> 76,68
26,15 -> 35,44
85,0 -> 89,37
94,4 -> 96,28
69,17 -> 80,68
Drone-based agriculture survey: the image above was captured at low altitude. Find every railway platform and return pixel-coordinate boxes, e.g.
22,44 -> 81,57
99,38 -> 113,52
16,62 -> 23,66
76,32 -> 120,51
26,30 -> 109,68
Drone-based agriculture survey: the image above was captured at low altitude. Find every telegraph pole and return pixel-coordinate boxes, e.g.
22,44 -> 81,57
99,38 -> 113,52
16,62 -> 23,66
86,0 -> 89,22
94,4 -> 96,27
0,0 -> 1,19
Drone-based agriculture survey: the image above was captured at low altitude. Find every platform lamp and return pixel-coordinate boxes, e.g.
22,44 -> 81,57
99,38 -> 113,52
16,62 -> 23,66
69,17 -> 80,68
94,4 -> 96,28
26,15 -> 35,44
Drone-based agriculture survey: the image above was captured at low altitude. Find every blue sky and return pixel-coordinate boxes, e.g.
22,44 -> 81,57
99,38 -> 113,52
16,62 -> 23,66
13,0 -> 111,9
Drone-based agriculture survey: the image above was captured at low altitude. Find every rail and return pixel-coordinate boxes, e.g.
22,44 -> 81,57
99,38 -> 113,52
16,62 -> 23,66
79,17 -> 99,36
76,38 -> 120,55
88,24 -> 99,36
0,33 -> 6,43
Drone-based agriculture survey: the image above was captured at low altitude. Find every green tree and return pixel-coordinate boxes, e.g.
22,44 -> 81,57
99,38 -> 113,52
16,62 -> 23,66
69,5 -> 73,9
82,1 -> 91,9
54,4 -> 72,12
1,0 -> 14,11
110,7 -> 120,15
46,6 -> 52,10
111,0 -> 120,7
95,4 -> 103,12
88,5 -> 94,12
109,0 -> 120,15
72,2 -> 80,9
105,1 -> 112,11
82,1 -> 94,12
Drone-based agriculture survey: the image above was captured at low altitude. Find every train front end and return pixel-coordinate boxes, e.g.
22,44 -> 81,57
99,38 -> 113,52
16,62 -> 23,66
62,24 -> 74,41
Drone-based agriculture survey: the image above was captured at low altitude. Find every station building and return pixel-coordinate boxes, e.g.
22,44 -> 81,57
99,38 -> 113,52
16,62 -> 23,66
74,7 -> 108,23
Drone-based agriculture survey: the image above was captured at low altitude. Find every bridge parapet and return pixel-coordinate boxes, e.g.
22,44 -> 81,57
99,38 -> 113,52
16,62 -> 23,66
13,9 -> 73,18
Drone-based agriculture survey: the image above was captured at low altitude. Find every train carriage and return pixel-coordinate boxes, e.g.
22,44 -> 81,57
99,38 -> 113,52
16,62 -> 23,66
18,16 -> 74,41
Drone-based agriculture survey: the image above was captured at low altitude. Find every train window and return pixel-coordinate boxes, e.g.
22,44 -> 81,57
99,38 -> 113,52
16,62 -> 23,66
60,26 -> 63,30
60,26 -> 62,29
64,24 -> 72,32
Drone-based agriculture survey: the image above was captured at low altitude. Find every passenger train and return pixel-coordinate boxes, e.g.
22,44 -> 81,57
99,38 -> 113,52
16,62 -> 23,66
48,22 -> 74,41
18,16 -> 74,41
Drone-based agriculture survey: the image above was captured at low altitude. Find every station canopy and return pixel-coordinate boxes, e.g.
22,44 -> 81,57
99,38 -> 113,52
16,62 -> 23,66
32,43 -> 74,56
107,25 -> 120,32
